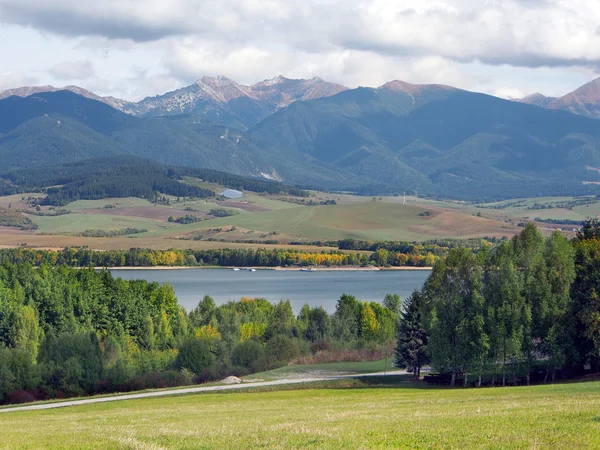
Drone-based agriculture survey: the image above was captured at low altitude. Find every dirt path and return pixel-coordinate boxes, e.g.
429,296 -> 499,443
0,372 -> 396,413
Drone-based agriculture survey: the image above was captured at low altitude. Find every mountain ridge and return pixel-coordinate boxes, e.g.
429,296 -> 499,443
3,81 -> 600,200
0,75 -> 348,130
519,77 -> 600,119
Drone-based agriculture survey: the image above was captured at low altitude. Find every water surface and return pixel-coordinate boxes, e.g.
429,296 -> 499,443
109,268 -> 431,313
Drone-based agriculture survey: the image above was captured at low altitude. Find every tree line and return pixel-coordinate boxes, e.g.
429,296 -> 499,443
0,247 -> 441,268
394,221 -> 600,386
0,261 -> 399,405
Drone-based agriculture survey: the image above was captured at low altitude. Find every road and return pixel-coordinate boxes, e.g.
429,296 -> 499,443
0,371 -> 399,413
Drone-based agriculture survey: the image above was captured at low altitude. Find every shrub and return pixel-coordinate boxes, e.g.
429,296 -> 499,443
175,339 -> 215,374
7,390 -> 35,404
231,340 -> 264,370
265,335 -> 299,366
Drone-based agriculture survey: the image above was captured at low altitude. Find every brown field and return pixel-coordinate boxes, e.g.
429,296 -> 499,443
0,234 -> 339,251
216,201 -> 270,212
404,210 -> 518,238
80,207 -> 209,222
0,226 -> 32,235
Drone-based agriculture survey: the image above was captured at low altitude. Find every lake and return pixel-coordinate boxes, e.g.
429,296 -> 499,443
109,268 -> 431,313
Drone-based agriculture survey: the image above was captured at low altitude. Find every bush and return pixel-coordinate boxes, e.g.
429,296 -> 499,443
175,339 -> 215,374
7,390 -> 35,404
231,340 -> 264,370
117,370 -> 190,392
265,335 -> 299,366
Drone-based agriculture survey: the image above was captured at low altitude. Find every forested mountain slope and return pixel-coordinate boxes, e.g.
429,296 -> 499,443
3,85 -> 600,200
248,81 -> 600,199
0,91 -> 355,189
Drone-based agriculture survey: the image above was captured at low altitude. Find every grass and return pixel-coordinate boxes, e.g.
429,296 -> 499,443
4,189 -> 595,251
65,197 -> 153,212
245,359 -> 402,381
1,378 -> 599,448
173,202 -> 518,242
31,213 -> 166,234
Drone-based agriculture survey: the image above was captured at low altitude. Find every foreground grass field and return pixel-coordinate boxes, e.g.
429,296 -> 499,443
1,379 -> 599,449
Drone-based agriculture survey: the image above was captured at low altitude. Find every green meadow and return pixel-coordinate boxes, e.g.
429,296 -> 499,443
1,379 -> 599,449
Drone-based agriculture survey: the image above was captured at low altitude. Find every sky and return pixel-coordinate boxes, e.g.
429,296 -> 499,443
1,0 -> 600,101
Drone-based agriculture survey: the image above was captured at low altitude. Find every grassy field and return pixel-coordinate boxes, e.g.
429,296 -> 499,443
1,378 -> 599,448
5,181 -> 600,251
147,201 -> 517,242
245,359 -> 402,381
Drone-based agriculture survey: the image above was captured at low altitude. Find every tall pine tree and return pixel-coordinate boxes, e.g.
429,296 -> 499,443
394,290 -> 429,380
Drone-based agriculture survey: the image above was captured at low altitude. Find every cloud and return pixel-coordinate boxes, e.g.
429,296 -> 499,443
49,60 -> 95,80
1,0 -> 600,72
2,0 -> 600,101
0,72 -> 38,90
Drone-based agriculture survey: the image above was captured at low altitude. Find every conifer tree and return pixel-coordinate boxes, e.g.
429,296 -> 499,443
394,290 -> 429,380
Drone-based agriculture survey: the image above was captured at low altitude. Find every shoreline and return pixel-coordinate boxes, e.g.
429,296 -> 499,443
101,265 -> 433,271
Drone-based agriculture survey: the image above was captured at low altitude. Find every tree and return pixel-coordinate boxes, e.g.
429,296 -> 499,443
383,294 -> 401,316
512,223 -> 545,385
541,232 -> 575,381
175,338 -> 215,375
394,291 -> 429,380
360,302 -> 381,341
305,307 -> 331,343
425,248 -> 489,386
189,295 -> 216,328
265,300 -> 295,340
265,335 -> 299,367
332,294 -> 360,341
231,340 -> 264,371
484,242 -> 525,386
571,235 -> 600,369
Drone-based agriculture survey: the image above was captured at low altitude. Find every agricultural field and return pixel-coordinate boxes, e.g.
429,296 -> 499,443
1,377 -> 599,449
2,178 -> 598,251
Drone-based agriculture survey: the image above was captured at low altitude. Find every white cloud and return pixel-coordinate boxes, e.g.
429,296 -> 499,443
1,0 -> 600,99
49,60 -> 94,80
0,71 -> 38,90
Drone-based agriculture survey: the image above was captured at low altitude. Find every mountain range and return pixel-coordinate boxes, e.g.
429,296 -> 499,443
519,77 -> 600,119
0,75 -> 348,130
2,75 -> 600,200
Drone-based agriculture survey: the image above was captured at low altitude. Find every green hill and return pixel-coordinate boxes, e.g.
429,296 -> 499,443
248,83 -> 600,199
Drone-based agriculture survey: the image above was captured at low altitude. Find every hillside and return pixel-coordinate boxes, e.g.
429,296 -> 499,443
519,77 -> 600,119
1,156 -> 309,204
3,85 -> 600,200
248,81 -> 600,199
0,91 -> 354,188
0,85 -> 132,111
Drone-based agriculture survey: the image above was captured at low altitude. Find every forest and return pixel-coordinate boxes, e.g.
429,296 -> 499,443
0,262 -> 398,405
0,156 -> 309,205
395,221 -> 600,386
2,222 -> 600,405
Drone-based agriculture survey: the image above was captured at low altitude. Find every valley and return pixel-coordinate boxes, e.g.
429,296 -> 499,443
0,173 -> 593,251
